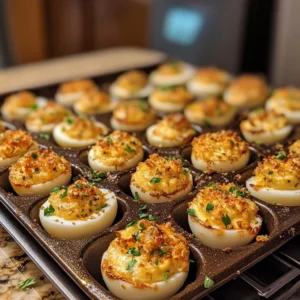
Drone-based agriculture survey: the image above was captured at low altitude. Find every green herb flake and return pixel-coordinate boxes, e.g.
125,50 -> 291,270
203,119 -> 211,127
204,275 -> 215,289
19,277 -> 36,290
235,190 -> 248,198
139,223 -> 147,231
126,259 -> 137,272
182,169 -> 189,175
268,170 -> 274,175
124,145 -> 136,153
189,259 -> 195,263
163,270 -> 169,281
206,203 -> 214,213
276,152 -> 287,160
125,219 -> 137,228
89,170 -> 106,182
106,136 -> 113,143
30,104 -> 38,111
134,191 -> 140,201
31,152 -> 38,159
51,187 -> 60,194
44,205 -> 55,217
229,140 -> 235,146
127,247 -> 141,256
66,117 -> 73,125
97,203 -> 108,211
60,189 -> 68,199
148,214 -> 156,221
75,183 -> 83,188
206,182 -> 215,187
187,208 -> 196,216
139,204 -> 147,211
154,258 -> 158,265
133,231 -> 141,242
150,177 -> 162,183
228,186 -> 237,193
222,214 -> 231,228
39,133 -> 50,141
139,213 -> 148,219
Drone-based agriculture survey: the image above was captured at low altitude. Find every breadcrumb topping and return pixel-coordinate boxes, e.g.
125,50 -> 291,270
91,131 -> 142,168
188,183 -> 260,231
0,122 -> 5,133
9,148 -> 71,187
2,91 -> 36,114
47,178 -> 107,220
57,79 -> 96,94
194,67 -> 230,85
0,130 -> 37,159
115,70 -> 148,92
289,140 -> 300,155
269,87 -> 300,111
151,86 -> 193,104
156,62 -> 184,75
131,154 -> 191,197
192,130 -> 249,163
102,220 -> 189,286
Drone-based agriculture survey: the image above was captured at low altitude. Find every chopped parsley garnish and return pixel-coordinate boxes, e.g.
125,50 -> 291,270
204,275 -> 215,289
126,259 -> 137,272
139,223 -> 147,231
206,182 -> 215,187
31,152 -> 38,159
228,186 -> 237,193
206,204 -> 214,213
44,205 -> 55,216
148,214 -> 156,221
66,117 -> 73,124
139,204 -> 147,211
124,145 -> 136,153
235,190 -> 248,198
187,208 -> 196,216
276,152 -> 287,160
150,177 -> 162,183
127,248 -> 141,256
212,186 -> 219,191
19,277 -> 36,290
182,169 -> 189,175
60,189 -> 68,199
125,219 -> 137,228
51,187 -> 60,193
30,104 -> 38,111
75,183 -> 83,188
97,203 -> 108,211
189,259 -> 195,263
154,259 -> 158,265
133,231 -> 141,242
139,213 -> 148,219
229,140 -> 235,146
163,270 -> 169,281
139,213 -> 156,221
106,136 -> 112,143
133,191 -> 140,201
222,214 -> 231,228
39,133 -> 50,141
203,119 -> 211,127
268,170 -> 274,175
89,170 -> 106,182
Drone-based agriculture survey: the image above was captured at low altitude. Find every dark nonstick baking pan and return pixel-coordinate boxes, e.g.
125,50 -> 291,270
0,64 -> 299,300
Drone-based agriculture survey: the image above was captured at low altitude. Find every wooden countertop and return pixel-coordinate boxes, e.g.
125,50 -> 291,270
0,47 -> 166,95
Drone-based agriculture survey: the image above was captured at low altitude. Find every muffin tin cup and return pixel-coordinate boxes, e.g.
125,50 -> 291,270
0,64 -> 299,299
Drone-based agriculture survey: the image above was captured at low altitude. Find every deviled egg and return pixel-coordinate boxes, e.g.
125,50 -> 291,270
1,91 -> 46,121
111,99 -> 156,132
130,154 -> 193,203
150,61 -> 195,86
53,116 -> 108,148
9,148 -> 71,196
184,96 -> 236,126
110,70 -> 153,100
191,130 -> 250,173
188,182 -> 262,249
187,66 -> 231,98
55,79 -> 97,107
224,75 -> 269,108
40,178 -> 117,239
146,113 -> 196,147
101,220 -> 189,300
0,130 -> 39,167
25,101 -> 72,133
240,109 -> 292,145
266,87 -> 300,124
148,85 -> 193,113
88,131 -> 143,172
289,140 -> 300,155
74,89 -> 115,115
246,153 -> 300,206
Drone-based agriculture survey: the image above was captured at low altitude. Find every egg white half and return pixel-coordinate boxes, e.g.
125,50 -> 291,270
266,99 -> 300,124
246,177 -> 300,206
241,125 -> 292,145
148,95 -> 186,113
0,142 -> 39,168
53,122 -> 108,148
39,189 -> 118,239
88,147 -> 144,172
11,170 -> 71,197
109,83 -> 153,100
130,173 -> 193,203
26,122 -> 57,133
73,101 -> 116,116
187,81 -> 225,98
101,252 -> 188,300
191,151 -> 250,173
146,125 -> 193,147
150,65 -> 195,86
55,92 -> 85,107
111,117 -> 153,132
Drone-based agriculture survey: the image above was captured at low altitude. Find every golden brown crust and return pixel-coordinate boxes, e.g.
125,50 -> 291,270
289,140 -> 300,155
9,148 -> 71,187
76,90 -> 112,113
0,122 -> 5,133
269,87 -> 300,111
194,67 -> 230,85
115,70 -> 148,92
0,130 -> 36,159
113,100 -> 156,126
192,130 -> 249,162
188,183 -> 259,231
156,62 -> 184,75
151,86 -> 193,104
3,91 -> 36,114
91,131 -> 142,168
102,220 -> 189,286
57,79 -> 96,94
131,154 -> 191,197
48,178 -> 107,220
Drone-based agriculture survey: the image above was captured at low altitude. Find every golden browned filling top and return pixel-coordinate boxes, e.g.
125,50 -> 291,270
186,97 -> 234,118
268,87 -> 300,110
0,130 -> 36,159
152,113 -> 195,141
194,67 -> 230,85
46,178 -> 108,220
57,79 -> 96,94
102,220 -> 189,286
156,61 -> 184,75
115,70 -> 148,92
76,90 -> 112,113
113,100 -> 156,125
188,183 -> 259,231
61,117 -> 105,140
151,86 -> 193,104
252,153 -> 300,190
240,109 -> 289,133
91,131 -> 142,168
192,130 -> 249,162
0,122 -> 5,133
26,101 -> 71,127
289,140 -> 300,155
226,75 -> 269,104
3,91 -> 36,113
131,154 -> 191,196
9,148 -> 71,187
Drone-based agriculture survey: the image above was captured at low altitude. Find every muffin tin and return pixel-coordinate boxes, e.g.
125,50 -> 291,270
0,64 -> 300,300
